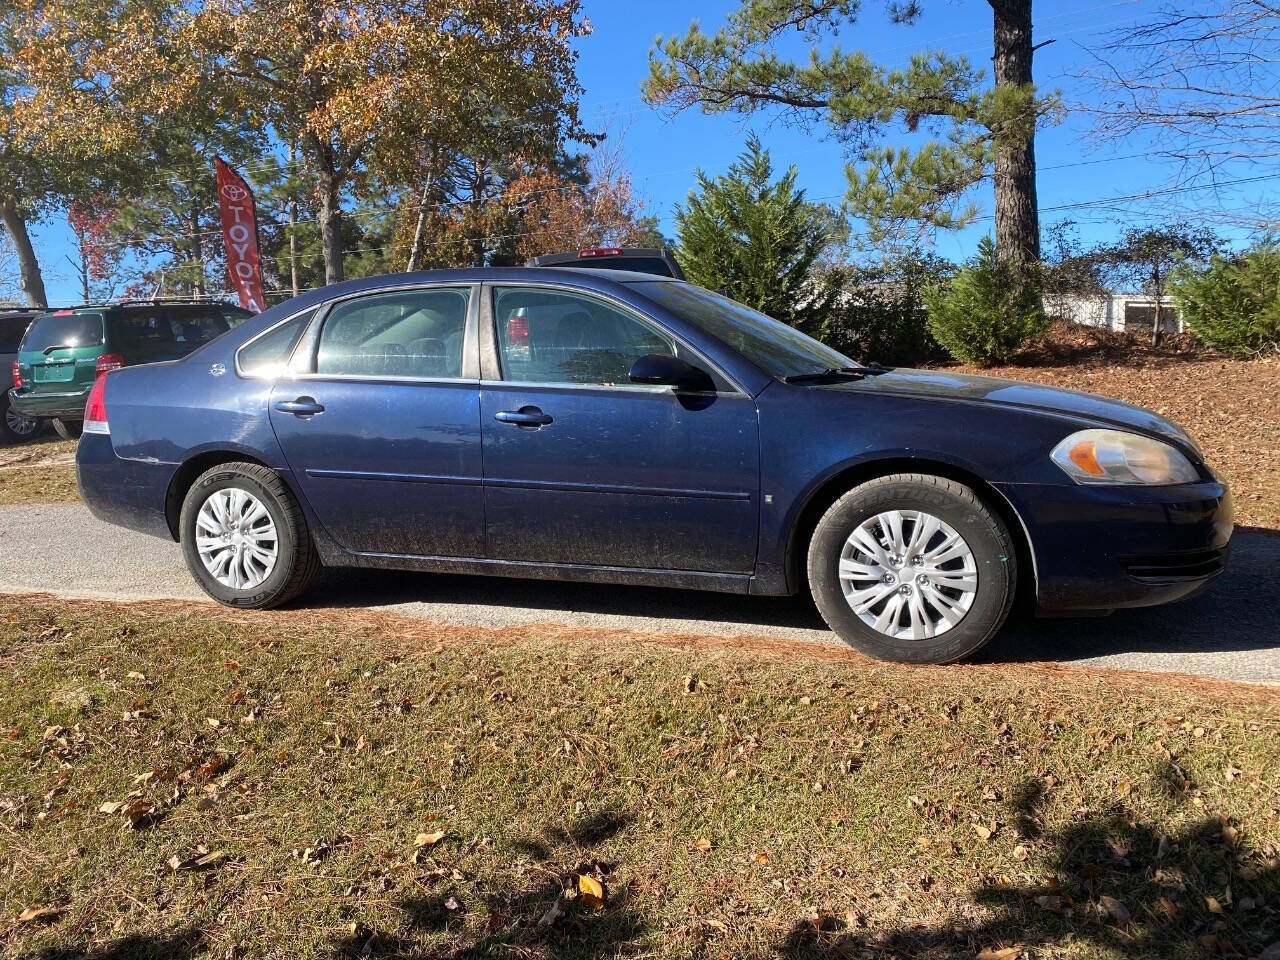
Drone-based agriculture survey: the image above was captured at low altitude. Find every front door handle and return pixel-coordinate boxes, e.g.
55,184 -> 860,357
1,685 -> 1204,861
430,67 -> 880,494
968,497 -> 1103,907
275,397 -> 325,417
494,406 -> 553,428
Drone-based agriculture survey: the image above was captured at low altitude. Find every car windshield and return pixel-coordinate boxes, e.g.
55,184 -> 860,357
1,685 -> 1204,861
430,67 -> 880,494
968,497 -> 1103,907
632,282 -> 851,378
22,312 -> 104,352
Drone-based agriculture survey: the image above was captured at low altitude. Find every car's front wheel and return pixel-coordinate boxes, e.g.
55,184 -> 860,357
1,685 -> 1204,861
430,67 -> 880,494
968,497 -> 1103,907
807,473 -> 1017,664
179,462 -> 320,609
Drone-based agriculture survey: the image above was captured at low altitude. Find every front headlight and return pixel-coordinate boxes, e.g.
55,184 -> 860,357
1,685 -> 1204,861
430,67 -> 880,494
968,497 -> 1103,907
1051,429 -> 1200,485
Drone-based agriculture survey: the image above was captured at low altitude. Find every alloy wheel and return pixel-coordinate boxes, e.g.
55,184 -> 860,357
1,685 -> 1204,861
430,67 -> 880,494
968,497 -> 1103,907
5,406 -> 39,437
838,509 -> 978,641
195,487 -> 279,590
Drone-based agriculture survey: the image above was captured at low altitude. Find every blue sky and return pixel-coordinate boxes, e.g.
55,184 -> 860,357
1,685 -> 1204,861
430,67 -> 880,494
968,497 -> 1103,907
23,0 -> 1269,305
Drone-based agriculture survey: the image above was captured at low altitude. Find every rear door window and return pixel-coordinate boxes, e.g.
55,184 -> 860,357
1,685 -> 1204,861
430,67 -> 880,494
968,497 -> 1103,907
21,312 -> 104,352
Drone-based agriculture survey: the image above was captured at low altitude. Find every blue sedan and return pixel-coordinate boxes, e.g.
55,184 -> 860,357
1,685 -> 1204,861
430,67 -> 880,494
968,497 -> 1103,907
76,268 -> 1233,663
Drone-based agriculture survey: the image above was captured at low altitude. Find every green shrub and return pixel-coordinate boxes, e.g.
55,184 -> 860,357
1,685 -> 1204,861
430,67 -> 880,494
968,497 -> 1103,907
815,254 -> 952,366
924,237 -> 1047,366
1173,247 -> 1280,358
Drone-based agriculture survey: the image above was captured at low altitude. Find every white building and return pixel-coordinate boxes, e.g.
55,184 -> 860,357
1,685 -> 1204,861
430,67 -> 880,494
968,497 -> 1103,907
1049,293 -> 1183,334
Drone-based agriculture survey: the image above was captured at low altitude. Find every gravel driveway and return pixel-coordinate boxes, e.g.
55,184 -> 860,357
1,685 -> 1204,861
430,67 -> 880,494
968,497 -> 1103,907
1,503 -> 1276,685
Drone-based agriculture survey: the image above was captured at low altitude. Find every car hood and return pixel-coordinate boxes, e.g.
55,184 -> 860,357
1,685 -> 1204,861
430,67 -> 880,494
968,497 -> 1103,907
834,368 -> 1199,453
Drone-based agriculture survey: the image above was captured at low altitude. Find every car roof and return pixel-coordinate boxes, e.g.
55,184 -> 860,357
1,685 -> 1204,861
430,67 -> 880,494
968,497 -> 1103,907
286,266 -> 682,300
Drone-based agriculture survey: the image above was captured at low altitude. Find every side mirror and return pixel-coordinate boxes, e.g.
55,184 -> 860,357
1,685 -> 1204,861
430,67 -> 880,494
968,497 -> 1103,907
628,353 -> 714,392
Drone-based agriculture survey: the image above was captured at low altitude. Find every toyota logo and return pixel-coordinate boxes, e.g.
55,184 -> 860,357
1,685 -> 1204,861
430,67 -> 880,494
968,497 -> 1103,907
220,183 -> 249,202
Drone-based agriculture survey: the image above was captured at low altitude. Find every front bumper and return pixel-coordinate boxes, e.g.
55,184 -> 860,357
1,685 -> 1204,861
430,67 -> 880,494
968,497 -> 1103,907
9,386 -> 90,420
995,479 -> 1233,613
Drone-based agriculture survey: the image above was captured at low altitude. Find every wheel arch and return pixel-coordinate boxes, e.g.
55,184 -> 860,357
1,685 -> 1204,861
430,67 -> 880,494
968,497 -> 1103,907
783,457 -> 1038,607
164,450 -> 278,541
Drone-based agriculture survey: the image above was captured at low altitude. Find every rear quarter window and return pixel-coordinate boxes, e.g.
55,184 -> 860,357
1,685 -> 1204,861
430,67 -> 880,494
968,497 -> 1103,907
21,312 -> 104,352
237,311 -> 312,377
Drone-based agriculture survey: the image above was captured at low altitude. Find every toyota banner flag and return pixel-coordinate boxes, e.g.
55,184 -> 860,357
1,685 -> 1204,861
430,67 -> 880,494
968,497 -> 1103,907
214,158 -> 267,313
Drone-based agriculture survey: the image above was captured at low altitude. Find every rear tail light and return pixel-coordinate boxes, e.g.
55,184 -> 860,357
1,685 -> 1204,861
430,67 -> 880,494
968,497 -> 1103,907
11,360 -> 21,390
505,312 -> 529,349
95,353 -> 124,377
578,247 -> 622,259
83,373 -> 109,435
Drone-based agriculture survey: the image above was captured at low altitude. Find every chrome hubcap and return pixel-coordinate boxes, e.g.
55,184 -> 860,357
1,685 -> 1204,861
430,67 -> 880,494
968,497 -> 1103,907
5,406 -> 38,436
195,488 -> 278,590
838,510 -> 978,641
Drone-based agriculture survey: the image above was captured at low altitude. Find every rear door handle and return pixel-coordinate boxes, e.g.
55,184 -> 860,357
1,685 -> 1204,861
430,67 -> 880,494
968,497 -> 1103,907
274,397 -> 325,417
494,406 -> 553,428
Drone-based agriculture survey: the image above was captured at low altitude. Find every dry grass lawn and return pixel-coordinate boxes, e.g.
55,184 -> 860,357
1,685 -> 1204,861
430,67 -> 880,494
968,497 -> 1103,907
0,437 -> 78,507
1,596 -> 1277,959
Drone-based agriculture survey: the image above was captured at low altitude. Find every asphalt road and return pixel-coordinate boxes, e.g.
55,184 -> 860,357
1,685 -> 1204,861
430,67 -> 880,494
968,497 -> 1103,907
1,502 -> 1277,686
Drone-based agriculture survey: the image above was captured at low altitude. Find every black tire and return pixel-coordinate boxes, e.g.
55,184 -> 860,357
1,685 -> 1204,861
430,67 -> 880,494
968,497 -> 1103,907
51,418 -> 83,441
0,395 -> 42,443
807,473 -> 1017,664
179,461 -> 320,609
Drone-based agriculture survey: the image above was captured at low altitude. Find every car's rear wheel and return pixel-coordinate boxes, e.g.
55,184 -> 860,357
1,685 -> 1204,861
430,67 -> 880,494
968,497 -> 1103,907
807,473 -> 1017,664
51,418 -> 83,441
180,461 -> 320,609
0,395 -> 41,443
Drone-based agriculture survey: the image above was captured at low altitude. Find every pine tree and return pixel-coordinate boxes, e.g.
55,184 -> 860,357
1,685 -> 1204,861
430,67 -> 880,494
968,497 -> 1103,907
646,0 -> 1057,272
675,135 -> 841,330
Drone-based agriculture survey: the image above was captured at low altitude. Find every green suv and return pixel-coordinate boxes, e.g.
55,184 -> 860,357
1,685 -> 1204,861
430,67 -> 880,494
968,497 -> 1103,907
10,300 -> 252,439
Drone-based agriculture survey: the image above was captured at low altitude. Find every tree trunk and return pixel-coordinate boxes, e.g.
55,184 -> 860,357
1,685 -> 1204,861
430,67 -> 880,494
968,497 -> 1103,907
405,171 -> 434,273
0,196 -> 48,309
190,195 -> 205,298
288,140 -> 300,297
70,225 -> 90,303
306,135 -> 345,286
1152,295 -> 1163,348
990,0 -> 1040,271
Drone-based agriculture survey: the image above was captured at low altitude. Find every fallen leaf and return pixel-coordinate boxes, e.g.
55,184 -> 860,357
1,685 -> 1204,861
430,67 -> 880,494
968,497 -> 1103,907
753,852 -> 769,865
973,823 -> 993,842
98,801 -> 123,815
1205,895 -> 1223,914
16,905 -> 64,926
1098,894 -> 1131,925
1012,844 -> 1029,861
578,874 -> 605,909
537,893 -> 566,929
977,947 -> 1022,960
121,799 -> 154,828
415,830 -> 446,848
695,838 -> 712,853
